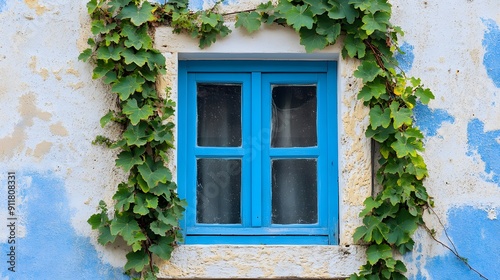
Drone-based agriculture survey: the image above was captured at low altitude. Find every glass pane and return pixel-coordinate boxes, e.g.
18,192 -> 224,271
272,159 -> 317,224
197,159 -> 241,224
197,84 -> 242,147
271,85 -> 317,147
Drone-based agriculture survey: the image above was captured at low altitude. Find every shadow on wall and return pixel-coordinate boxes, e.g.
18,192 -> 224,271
0,172 -> 129,280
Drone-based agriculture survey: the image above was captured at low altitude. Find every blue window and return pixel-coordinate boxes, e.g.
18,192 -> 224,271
178,61 -> 338,244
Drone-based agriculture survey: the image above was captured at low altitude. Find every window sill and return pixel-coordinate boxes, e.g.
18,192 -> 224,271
157,244 -> 366,279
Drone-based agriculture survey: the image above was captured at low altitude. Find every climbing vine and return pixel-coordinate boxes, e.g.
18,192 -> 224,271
80,0 -> 437,279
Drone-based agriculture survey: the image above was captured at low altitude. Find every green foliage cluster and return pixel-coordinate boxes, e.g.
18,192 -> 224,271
81,0 -> 434,279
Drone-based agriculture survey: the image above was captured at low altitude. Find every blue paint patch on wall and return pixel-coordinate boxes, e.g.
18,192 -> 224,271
467,119 -> 500,185
0,0 -> 6,12
395,42 -> 415,72
0,172 -> 129,279
422,207 -> 499,279
413,103 -> 454,137
482,19 -> 500,88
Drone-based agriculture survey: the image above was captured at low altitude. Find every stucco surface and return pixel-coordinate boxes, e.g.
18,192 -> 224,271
0,0 -> 498,279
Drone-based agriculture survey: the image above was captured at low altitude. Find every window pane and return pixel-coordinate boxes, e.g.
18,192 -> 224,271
271,159 -> 317,224
197,159 -> 241,224
197,84 -> 242,147
271,85 -> 317,147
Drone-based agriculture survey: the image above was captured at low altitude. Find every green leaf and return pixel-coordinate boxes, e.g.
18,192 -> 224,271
358,79 -> 386,101
110,213 -> 143,244
366,244 -> 392,265
91,20 -> 117,35
299,28 -> 328,53
349,0 -> 391,13
118,2 -> 157,26
304,0 -> 331,15
359,197 -> 383,217
386,209 -> 419,246
133,194 -> 149,215
158,211 -> 179,227
124,250 -> 150,272
328,0 -> 358,24
361,12 -> 390,35
122,99 -> 154,125
353,215 -> 389,244
113,183 -> 135,211
354,60 -> 384,83
150,220 -> 172,236
137,156 -> 170,191
111,75 -> 145,100
87,0 -> 99,14
121,23 -> 152,50
316,19 -> 341,44
98,226 -> 117,245
116,146 -> 145,171
369,105 -> 391,129
78,48 -> 92,62
415,87 -> 435,104
146,50 -> 166,70
344,34 -> 366,58
149,237 -> 175,260
121,48 -> 149,67
235,12 -> 262,33
100,111 -> 114,128
200,13 -> 219,27
389,101 -> 412,128
285,5 -> 314,31
123,122 -> 151,147
92,60 -> 115,79
88,213 -> 103,229
391,132 -> 422,158
96,45 -> 122,61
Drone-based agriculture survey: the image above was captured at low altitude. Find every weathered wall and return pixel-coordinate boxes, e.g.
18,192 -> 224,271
0,0 -> 498,279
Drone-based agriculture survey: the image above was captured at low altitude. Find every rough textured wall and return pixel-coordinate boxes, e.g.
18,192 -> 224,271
0,0 -> 498,279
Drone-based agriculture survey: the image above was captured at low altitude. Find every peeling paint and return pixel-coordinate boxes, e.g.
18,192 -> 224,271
423,207 -> 499,280
413,103 -> 454,137
49,122 -> 68,136
33,141 -> 52,158
482,18 -> 500,88
395,42 -> 415,72
467,118 -> 500,186
24,0 -> 48,15
0,0 -> 6,13
0,172 -> 128,279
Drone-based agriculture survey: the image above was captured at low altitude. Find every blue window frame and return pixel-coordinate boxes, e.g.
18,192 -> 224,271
178,60 -> 338,245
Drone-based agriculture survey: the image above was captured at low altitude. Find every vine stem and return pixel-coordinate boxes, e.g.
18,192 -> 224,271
222,8 -> 256,16
423,207 -> 489,280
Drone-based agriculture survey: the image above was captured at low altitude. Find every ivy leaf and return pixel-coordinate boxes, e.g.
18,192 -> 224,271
150,220 -> 172,236
96,45 -> 122,61
391,132 -> 422,158
349,0 -> 391,13
200,13 -> 219,27
366,244 -> 393,265
87,0 -> 99,14
304,0 -> 331,15
108,0 -> 132,13
149,237 -> 175,260
158,211 -> 179,226
123,121 -> 152,147
362,12 -> 390,35
386,209 -> 419,246
116,146 -> 145,172
137,156 -> 171,191
415,87 -> 435,104
327,0 -> 358,24
113,183 -> 135,211
366,125 -> 396,143
110,213 -> 142,241
407,154 -> 428,180
92,60 -> 115,79
150,182 -> 176,196
98,226 -> 117,245
369,105 -> 391,129
359,197 -> 383,217
316,17 -> 341,43
104,32 -> 121,46
123,99 -> 154,125
358,79 -> 386,101
124,250 -> 150,272
146,50 -> 166,71
344,34 -> 366,58
118,2 -> 157,26
100,111 -> 114,128
285,5 -> 314,31
91,20 -> 117,35
235,12 -> 262,33
121,23 -> 152,50
353,215 -> 389,244
389,101 -> 412,128
133,194 -> 149,215
111,75 -> 145,100
78,48 -> 92,62
299,28 -> 328,53
121,48 -> 150,67
354,60 -> 384,83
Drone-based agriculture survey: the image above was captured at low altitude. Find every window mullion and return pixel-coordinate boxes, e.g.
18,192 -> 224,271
251,71 -> 263,227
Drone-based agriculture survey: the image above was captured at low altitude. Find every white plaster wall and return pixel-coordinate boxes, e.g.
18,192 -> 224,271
0,0 -> 498,279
